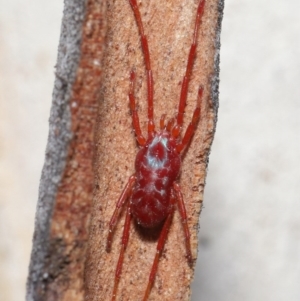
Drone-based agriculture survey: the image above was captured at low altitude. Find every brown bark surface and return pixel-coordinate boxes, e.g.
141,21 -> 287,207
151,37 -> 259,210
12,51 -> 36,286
27,0 -> 106,300
27,0 -> 223,301
85,0 -> 223,300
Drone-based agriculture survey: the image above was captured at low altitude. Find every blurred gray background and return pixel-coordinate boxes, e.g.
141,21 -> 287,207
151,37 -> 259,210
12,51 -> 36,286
0,0 -> 299,301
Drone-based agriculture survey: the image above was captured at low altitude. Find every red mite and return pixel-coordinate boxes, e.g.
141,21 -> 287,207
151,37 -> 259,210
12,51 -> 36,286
107,0 -> 206,300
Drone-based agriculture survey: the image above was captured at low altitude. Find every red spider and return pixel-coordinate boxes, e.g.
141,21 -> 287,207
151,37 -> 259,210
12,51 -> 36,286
106,0 -> 206,300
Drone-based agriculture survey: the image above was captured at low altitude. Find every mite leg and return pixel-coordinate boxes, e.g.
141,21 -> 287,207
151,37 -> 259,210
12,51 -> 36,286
111,205 -> 132,301
129,71 -> 146,146
166,117 -> 175,133
160,114 -> 166,130
107,175 -> 136,251
176,0 -> 206,128
129,0 -> 155,135
173,182 -> 193,265
143,196 -> 176,301
176,86 -> 203,153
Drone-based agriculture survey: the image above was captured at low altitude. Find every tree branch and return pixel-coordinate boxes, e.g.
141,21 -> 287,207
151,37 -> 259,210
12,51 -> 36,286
27,0 -> 224,300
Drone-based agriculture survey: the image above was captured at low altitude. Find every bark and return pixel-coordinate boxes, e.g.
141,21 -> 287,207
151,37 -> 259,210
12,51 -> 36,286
27,0 -> 224,301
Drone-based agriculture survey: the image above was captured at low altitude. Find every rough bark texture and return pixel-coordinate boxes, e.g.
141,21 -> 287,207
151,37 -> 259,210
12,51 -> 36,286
27,0 -> 224,301
26,0 -> 105,300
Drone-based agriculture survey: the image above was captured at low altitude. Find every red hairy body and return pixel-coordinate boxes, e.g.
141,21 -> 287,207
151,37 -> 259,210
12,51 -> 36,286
131,132 -> 181,227
106,0 -> 206,300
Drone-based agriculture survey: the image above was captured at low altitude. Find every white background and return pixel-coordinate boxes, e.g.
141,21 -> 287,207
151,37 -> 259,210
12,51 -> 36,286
0,1 -> 299,300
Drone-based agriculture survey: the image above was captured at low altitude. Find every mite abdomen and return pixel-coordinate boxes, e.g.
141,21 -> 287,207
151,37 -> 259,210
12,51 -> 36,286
131,177 -> 171,227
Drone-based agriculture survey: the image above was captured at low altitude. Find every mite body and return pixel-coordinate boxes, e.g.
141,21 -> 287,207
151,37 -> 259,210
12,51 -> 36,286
131,132 -> 181,227
106,0 -> 206,300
